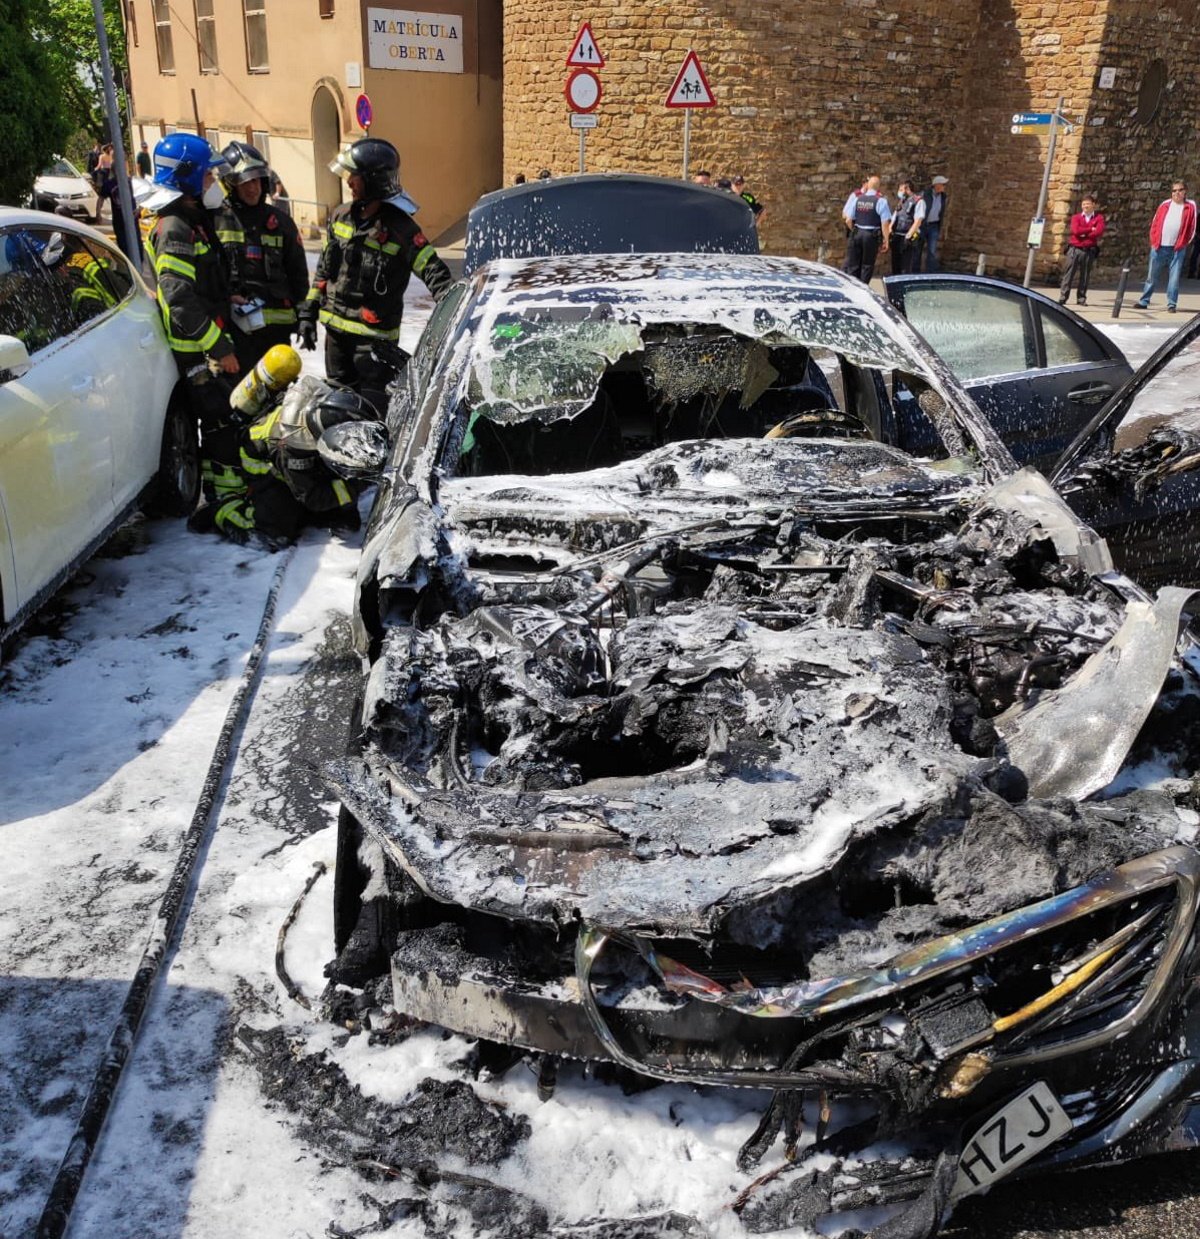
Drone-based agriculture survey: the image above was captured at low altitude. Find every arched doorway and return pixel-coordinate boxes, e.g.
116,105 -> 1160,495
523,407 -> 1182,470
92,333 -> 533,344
310,84 -> 343,223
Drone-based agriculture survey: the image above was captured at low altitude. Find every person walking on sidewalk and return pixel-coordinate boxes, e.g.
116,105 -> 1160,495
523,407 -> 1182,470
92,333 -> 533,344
1059,194 -> 1105,306
1136,181 -> 1197,313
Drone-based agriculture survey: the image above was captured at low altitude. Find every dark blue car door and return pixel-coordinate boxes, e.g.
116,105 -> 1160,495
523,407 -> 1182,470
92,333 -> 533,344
884,275 -> 1132,471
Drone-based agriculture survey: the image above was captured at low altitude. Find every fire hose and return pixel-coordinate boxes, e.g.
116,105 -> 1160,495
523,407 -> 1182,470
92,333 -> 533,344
35,548 -> 296,1239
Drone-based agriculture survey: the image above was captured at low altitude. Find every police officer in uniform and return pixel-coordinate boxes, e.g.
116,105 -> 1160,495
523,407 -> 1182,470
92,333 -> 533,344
841,174 -> 892,283
144,133 -> 241,505
297,137 -> 453,415
212,141 -> 310,370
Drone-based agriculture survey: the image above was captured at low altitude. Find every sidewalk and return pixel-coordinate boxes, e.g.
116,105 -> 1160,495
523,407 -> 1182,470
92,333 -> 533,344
1028,271 -> 1198,326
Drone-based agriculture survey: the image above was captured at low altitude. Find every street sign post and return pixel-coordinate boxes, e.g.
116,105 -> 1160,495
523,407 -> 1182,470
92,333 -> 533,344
566,21 -> 604,68
1020,97 -> 1066,289
665,50 -> 716,180
565,66 -> 602,173
355,92 -> 373,132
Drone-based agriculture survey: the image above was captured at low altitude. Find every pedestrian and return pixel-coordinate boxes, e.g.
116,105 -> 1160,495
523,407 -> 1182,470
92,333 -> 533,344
86,139 -> 102,187
95,143 -> 115,220
692,170 -> 712,186
716,177 -> 733,191
297,137 -> 454,416
731,175 -> 766,225
135,140 -> 152,179
144,133 -> 240,515
890,179 -> 925,274
1135,180 -> 1197,313
537,168 -> 552,181
841,174 -> 892,283
270,171 -> 292,217
514,172 -> 527,185
1058,193 -> 1105,307
212,141 -> 310,371
914,175 -> 950,272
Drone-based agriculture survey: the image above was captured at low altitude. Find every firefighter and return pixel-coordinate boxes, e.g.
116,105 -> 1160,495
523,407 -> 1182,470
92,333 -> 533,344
296,137 -> 453,415
143,133 -> 241,508
212,141 -> 310,370
210,383 -> 375,547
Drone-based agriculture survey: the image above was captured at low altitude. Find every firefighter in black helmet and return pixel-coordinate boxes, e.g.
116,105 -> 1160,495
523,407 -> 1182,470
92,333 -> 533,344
296,137 -> 453,415
212,141 -> 310,371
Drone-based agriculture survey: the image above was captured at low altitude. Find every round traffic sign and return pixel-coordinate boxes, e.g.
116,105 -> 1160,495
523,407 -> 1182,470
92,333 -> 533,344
355,93 -> 373,130
564,68 -> 602,114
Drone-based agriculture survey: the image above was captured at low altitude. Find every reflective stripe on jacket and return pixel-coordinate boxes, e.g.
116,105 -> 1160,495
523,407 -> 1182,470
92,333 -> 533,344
300,200 -> 453,339
147,207 -> 234,359
212,197 -> 309,325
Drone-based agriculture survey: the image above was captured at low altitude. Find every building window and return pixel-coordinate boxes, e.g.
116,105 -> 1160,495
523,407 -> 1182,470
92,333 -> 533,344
205,127 -> 220,150
124,0 -> 139,47
196,0 -> 218,72
244,0 -> 268,72
151,0 -> 174,73
319,0 -> 334,16
251,130 -> 271,160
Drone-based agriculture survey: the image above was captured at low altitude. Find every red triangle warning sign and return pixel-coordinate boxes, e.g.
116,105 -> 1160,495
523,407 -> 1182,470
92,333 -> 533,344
665,50 -> 715,108
566,22 -> 605,68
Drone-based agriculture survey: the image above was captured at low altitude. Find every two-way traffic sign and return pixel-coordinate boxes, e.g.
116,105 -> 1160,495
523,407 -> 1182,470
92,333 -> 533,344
567,22 -> 604,68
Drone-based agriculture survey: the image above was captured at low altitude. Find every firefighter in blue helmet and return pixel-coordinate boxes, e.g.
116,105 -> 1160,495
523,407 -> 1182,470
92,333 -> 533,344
143,132 -> 240,508
296,137 -> 453,416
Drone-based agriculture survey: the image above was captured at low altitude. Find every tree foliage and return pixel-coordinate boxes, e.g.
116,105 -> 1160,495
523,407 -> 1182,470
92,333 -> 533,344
0,0 -> 73,205
39,0 -> 129,143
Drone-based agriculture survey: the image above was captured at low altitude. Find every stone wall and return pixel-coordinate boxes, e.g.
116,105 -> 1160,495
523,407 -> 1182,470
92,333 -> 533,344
503,1 -> 1200,281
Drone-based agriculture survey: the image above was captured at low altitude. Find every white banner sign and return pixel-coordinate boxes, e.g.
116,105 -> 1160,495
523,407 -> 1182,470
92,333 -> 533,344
367,8 -> 464,74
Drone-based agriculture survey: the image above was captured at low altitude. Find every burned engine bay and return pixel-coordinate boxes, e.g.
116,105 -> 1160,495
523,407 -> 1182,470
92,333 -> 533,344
328,273 -> 1200,1235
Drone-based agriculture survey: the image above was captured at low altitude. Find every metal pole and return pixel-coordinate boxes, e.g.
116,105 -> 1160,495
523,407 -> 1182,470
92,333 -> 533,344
92,0 -> 140,261
1112,255 -> 1133,318
682,109 -> 691,180
579,129 -> 586,174
1023,95 -> 1063,289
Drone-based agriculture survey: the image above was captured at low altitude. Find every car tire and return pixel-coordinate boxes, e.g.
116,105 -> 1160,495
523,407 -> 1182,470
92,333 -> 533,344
146,394 -> 200,517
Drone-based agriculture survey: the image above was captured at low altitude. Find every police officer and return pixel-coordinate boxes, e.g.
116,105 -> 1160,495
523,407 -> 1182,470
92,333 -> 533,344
297,137 -> 453,415
212,142 -> 310,370
841,174 -> 892,283
890,179 -> 926,274
144,133 -> 240,506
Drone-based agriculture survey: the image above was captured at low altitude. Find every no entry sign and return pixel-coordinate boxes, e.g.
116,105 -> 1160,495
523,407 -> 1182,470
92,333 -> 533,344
565,67 -> 602,113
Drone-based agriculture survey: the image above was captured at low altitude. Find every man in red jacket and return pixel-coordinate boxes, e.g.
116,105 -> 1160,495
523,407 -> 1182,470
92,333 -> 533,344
1058,194 -> 1105,306
1135,181 -> 1197,313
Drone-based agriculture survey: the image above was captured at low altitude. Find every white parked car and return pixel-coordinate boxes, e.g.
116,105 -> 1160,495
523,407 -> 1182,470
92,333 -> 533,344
0,208 -> 198,641
32,158 -> 97,221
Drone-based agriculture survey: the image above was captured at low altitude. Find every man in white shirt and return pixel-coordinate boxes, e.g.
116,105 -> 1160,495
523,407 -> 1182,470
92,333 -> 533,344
1136,181 -> 1197,312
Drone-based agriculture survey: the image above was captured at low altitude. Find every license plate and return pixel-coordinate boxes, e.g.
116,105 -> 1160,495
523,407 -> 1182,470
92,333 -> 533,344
953,1080 -> 1072,1200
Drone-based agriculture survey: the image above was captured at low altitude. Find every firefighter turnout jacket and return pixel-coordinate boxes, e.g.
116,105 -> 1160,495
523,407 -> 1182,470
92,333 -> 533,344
300,200 -> 453,341
147,203 -> 235,364
212,197 -> 309,328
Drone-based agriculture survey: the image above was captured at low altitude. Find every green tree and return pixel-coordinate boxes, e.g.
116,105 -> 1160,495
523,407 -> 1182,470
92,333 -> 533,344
0,0 -> 72,205
39,0 -> 128,142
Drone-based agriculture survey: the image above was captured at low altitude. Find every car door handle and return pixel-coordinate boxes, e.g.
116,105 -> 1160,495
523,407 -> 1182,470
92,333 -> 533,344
1067,382 -> 1114,403
139,331 -> 158,350
71,375 -> 95,394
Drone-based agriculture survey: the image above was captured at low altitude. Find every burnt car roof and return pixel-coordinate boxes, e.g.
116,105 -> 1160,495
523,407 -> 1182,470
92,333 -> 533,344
463,173 -> 759,276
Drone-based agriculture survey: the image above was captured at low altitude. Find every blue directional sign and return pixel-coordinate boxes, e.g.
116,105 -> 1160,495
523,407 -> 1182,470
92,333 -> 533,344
1012,111 -> 1052,125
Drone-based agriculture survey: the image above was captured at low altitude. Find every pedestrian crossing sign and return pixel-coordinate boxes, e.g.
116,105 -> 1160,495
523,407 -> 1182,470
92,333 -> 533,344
567,22 -> 604,68
665,50 -> 715,108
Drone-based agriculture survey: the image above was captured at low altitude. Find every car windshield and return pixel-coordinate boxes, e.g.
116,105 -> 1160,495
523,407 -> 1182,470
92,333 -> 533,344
442,260 -> 963,480
45,159 -> 82,179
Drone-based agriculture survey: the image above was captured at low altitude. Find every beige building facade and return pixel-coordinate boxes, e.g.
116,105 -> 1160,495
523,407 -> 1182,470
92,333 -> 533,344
124,0 -> 502,240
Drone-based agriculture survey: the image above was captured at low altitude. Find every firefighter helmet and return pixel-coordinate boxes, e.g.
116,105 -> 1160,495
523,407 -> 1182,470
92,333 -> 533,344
329,138 -> 401,200
219,141 -> 271,196
305,387 -> 376,440
152,133 -> 225,198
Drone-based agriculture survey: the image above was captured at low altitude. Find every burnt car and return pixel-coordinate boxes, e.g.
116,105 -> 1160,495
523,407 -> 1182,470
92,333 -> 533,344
325,252 -> 1200,1238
